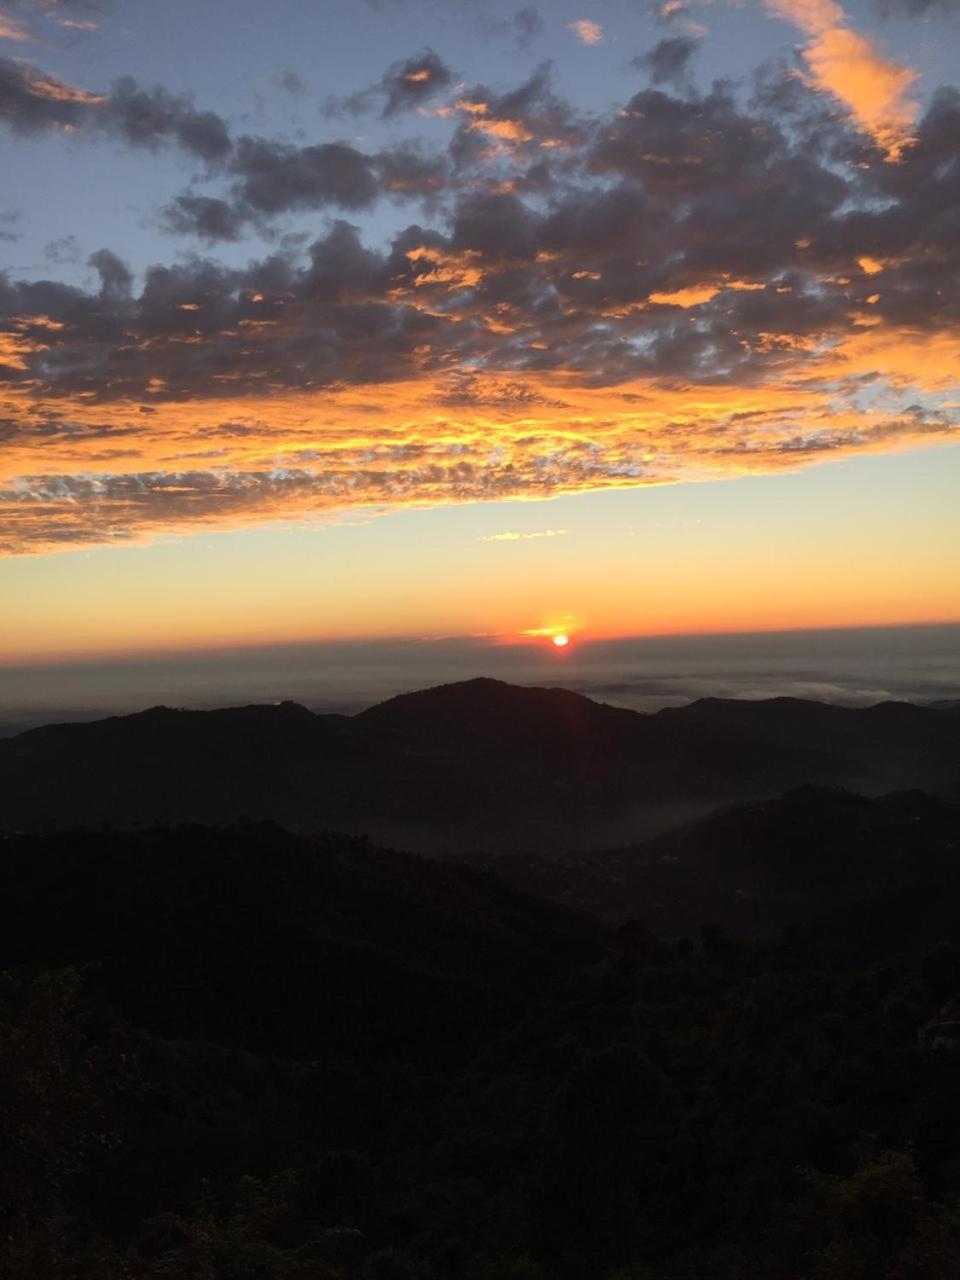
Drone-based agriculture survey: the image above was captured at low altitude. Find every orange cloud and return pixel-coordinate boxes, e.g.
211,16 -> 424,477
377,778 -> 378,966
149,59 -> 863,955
0,331 -> 31,369
764,0 -> 918,159
19,66 -> 105,104
649,284 -> 721,307
1,328 -> 956,556
568,18 -> 604,45
455,99 -> 490,116
468,116 -> 534,145
648,279 -> 765,307
404,245 -> 485,290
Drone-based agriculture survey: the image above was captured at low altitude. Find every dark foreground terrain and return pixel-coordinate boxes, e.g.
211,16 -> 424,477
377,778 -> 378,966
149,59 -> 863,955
4,681 -> 960,1277
4,796 -> 960,1279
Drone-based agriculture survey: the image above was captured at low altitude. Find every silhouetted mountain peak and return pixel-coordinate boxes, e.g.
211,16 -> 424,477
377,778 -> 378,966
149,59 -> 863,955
358,677 -> 612,749
361,676 -> 593,718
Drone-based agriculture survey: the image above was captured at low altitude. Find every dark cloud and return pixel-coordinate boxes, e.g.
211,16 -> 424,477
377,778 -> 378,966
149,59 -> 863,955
512,6 -> 543,47
0,57 -> 230,161
375,144 -> 447,201
44,235 -> 82,265
328,48 -> 453,118
89,248 -> 133,300
161,194 -> 249,243
0,56 -> 99,132
380,49 -> 453,116
105,76 -> 231,161
162,139 -> 448,241
0,54 -> 441,237
634,35 -> 701,85
0,225 -> 422,401
447,61 -> 584,176
452,191 -> 539,261
0,413 -> 146,448
229,137 -> 379,214
303,220 -> 389,303
272,70 -> 306,96
590,85 -> 783,195
2,56 -> 956,403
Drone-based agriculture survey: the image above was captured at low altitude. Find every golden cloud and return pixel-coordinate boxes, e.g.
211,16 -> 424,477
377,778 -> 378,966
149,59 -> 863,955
2,319 -> 956,555
764,0 -> 918,159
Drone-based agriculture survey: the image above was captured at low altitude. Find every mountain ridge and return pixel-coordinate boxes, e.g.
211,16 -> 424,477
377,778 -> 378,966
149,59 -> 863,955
2,679 -> 958,850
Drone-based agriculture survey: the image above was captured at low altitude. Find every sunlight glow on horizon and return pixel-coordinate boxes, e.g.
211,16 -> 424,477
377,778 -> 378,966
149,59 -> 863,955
2,440 -> 959,664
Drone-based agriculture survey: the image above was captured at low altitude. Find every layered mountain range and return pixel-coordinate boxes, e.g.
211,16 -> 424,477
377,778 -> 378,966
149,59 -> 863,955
3,678 -> 959,850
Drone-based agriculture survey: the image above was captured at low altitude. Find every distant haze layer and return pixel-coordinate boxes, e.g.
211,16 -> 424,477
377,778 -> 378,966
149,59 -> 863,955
1,622 -> 957,735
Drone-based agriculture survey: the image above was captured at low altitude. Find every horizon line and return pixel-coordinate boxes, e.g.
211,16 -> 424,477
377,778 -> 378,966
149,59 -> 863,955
3,615 -> 960,671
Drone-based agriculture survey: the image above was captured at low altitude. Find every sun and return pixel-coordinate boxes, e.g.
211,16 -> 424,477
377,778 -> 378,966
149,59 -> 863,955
552,633 -> 570,648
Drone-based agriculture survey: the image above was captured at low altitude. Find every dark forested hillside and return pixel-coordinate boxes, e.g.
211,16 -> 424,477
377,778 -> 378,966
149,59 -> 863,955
3,818 -> 960,1278
472,787 -> 960,937
3,679 -> 959,849
0,823 -> 599,1060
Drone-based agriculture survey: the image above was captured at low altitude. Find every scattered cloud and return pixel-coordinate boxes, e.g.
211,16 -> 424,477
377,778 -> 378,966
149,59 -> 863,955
328,48 -> 453,118
656,0 -> 708,38
381,49 -> 453,116
0,0 -> 104,41
44,234 -> 83,264
161,194 -> 247,243
0,56 -> 230,159
635,35 -> 701,85
272,70 -> 305,96
476,528 -> 568,542
484,6 -> 544,48
568,17 -> 604,44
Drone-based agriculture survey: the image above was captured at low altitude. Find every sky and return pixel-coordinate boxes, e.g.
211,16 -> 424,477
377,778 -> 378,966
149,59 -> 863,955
1,0 -> 958,663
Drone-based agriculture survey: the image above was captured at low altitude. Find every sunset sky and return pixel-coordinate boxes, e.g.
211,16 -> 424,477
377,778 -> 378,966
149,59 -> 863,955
1,0 -> 958,661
